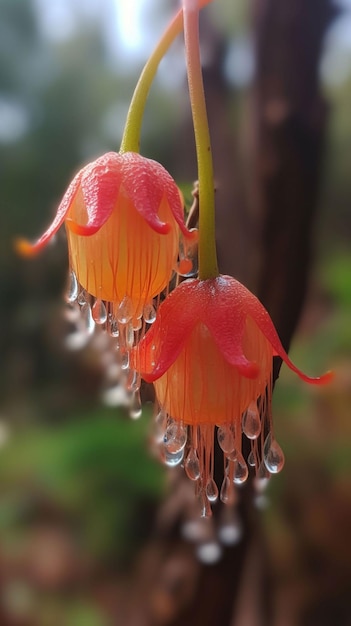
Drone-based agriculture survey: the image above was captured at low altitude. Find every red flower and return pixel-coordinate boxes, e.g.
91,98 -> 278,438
132,275 -> 332,513
16,152 -> 196,323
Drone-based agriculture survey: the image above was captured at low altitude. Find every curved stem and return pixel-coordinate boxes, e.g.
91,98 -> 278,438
182,0 -> 218,280
120,0 -> 213,154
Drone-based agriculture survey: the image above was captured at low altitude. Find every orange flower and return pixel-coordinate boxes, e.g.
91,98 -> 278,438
133,275 -> 332,514
16,151 -> 196,324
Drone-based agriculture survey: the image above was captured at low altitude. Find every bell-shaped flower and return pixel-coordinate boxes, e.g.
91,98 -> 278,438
16,151 -> 196,327
132,275 -> 332,514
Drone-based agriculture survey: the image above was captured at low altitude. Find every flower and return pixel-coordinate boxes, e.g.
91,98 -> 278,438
16,151 -> 196,324
132,275 -> 332,513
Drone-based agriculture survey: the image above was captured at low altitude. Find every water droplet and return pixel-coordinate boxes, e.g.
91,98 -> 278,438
117,296 -> 133,324
65,271 -> 78,303
143,302 -> 157,324
81,302 -> 95,335
248,450 -> 256,467
220,475 -> 234,504
199,490 -> 212,518
263,435 -> 285,473
242,401 -> 261,439
163,421 -> 187,454
164,448 -> 184,467
92,299 -> 107,324
217,425 -> 235,454
108,317 -> 119,338
132,317 -> 142,331
233,453 -> 249,484
77,289 -> 87,306
126,369 -> 141,393
120,349 -> 129,370
153,410 -> 167,443
125,322 -> 134,349
206,477 -> 219,503
184,447 -> 201,481
196,541 -> 222,565
129,390 -> 142,419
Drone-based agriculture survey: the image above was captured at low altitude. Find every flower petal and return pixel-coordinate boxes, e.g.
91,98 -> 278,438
15,170 -> 82,256
66,152 -> 122,236
132,281 -> 199,381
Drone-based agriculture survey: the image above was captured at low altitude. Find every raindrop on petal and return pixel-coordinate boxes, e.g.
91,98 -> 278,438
248,450 -> 256,467
220,474 -> 234,504
184,447 -> 201,481
163,421 -> 187,454
117,296 -> 133,324
206,477 -> 219,503
65,271 -> 78,303
233,453 -> 249,484
242,401 -> 261,439
129,390 -> 142,419
81,302 -> 95,335
92,299 -> 107,324
217,425 -> 235,454
143,302 -> 157,324
164,448 -> 184,467
264,435 -> 285,473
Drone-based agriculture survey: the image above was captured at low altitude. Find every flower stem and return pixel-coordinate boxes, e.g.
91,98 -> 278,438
120,0 -> 213,155
182,0 -> 218,280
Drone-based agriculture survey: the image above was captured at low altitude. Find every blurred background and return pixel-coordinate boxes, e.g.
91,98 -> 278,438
1,0 -> 351,624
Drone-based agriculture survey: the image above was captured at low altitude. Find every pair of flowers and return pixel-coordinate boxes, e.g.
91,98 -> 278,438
16,149 -> 332,514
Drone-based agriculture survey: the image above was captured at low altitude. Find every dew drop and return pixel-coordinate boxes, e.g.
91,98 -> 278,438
242,401 -> 261,439
263,435 -> 285,473
129,390 -> 142,420
77,289 -> 87,306
164,448 -> 184,467
233,453 -> 249,484
126,369 -> 141,393
81,302 -> 95,335
220,475 -> 234,504
65,271 -> 78,303
116,296 -> 133,324
108,317 -> 119,338
217,425 -> 235,454
120,349 -> 130,370
184,447 -> 201,481
92,299 -> 107,324
125,322 -> 135,349
163,421 -> 187,454
153,410 -> 167,443
143,302 -> 157,324
248,450 -> 256,467
206,477 -> 219,503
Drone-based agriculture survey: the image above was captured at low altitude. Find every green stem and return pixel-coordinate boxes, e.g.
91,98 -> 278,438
120,0 -> 213,154
182,0 -> 218,280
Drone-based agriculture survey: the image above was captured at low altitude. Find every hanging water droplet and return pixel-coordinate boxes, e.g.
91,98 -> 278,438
153,410 -> 167,443
164,448 -> 184,467
125,322 -> 135,349
220,475 -> 234,504
129,390 -> 142,419
143,302 -> 157,324
206,477 -> 219,503
92,299 -> 107,324
77,289 -> 87,306
81,302 -> 95,335
184,447 -> 201,481
132,316 -> 142,331
242,401 -> 261,439
199,490 -> 212,518
120,349 -> 129,370
108,317 -> 119,338
126,369 -> 141,393
217,425 -> 235,454
116,296 -> 133,324
163,421 -> 187,454
233,453 -> 249,484
248,450 -> 256,467
65,271 -> 78,303
263,435 -> 285,473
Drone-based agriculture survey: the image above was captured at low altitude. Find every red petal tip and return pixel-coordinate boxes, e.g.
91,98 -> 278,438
65,219 -> 100,236
14,238 -> 41,257
307,370 -> 334,386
